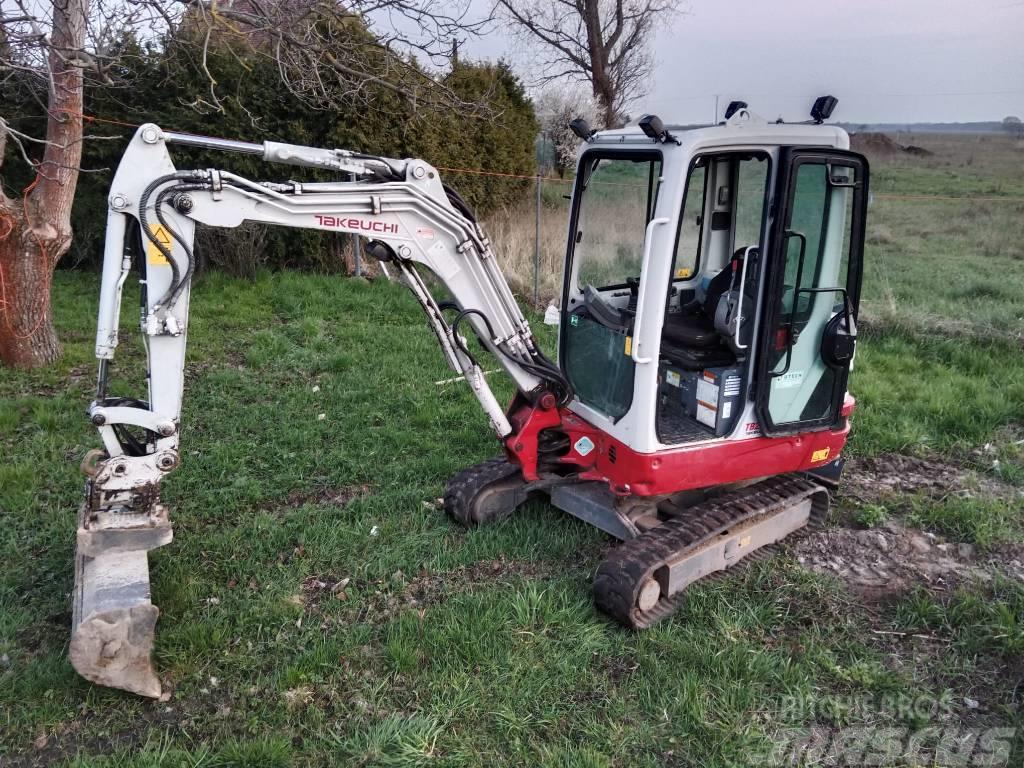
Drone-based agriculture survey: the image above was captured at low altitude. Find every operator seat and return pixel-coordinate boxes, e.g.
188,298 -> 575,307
663,253 -> 743,348
660,248 -> 755,370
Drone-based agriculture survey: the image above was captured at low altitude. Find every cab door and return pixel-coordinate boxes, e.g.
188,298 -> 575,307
755,148 -> 868,435
559,150 -> 664,422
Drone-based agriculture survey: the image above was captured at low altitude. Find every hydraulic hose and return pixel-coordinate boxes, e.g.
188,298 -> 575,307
451,306 -> 571,406
443,183 -> 477,224
154,184 -> 205,309
138,172 -> 205,311
138,174 -> 188,293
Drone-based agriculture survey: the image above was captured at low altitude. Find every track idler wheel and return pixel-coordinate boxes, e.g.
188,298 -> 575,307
444,458 -> 530,527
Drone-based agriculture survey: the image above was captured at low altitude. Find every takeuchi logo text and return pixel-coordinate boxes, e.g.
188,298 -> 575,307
314,215 -> 398,234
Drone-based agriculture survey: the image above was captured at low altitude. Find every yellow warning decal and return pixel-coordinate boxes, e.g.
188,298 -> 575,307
146,224 -> 173,266
811,447 -> 831,463
624,335 -> 632,356
675,267 -> 692,279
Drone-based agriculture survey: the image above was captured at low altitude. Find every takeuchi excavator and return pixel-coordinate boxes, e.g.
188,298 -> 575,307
74,98 -> 867,697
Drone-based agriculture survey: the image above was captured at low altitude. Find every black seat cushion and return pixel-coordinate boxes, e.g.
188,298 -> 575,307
662,313 -> 719,347
661,339 -> 736,370
661,256 -> 745,349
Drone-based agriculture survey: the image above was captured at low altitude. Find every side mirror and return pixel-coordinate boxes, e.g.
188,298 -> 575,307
820,292 -> 858,369
570,118 -> 595,141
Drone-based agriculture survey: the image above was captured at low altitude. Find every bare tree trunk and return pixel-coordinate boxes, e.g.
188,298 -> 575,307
592,78 -> 619,129
579,0 -> 618,129
499,0 -> 678,131
0,0 -> 86,368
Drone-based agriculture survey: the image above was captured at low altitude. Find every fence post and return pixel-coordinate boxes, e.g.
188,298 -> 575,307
534,173 -> 542,307
349,172 -> 361,277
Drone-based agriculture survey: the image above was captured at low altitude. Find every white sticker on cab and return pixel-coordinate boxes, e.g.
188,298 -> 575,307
574,436 -> 595,457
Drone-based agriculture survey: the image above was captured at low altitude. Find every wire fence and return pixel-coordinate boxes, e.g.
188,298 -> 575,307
438,165 -> 1024,308
29,110 -> 1024,310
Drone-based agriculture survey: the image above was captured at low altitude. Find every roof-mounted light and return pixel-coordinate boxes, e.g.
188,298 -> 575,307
810,95 -> 838,124
724,100 -> 748,120
638,114 -> 675,144
569,118 -> 596,141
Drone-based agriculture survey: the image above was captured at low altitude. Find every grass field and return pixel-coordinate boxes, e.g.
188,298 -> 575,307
1,134 -> 1023,766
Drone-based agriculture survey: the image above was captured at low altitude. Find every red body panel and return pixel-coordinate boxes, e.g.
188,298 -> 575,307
506,394 -> 856,497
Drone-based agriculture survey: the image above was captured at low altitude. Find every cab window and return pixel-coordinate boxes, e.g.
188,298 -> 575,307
671,163 -> 706,281
574,156 -> 662,289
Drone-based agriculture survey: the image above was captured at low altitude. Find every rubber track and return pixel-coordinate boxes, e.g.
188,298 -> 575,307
444,458 -> 522,527
593,474 -> 829,629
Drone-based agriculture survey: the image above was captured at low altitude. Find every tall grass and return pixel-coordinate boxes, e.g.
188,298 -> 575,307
483,193 -> 571,306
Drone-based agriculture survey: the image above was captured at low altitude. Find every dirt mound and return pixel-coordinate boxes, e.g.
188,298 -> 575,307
794,520 -> 1024,599
902,144 -> 933,157
851,132 -> 903,155
850,132 -> 933,158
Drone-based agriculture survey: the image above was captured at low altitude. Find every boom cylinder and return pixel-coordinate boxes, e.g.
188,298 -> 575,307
162,130 -> 263,155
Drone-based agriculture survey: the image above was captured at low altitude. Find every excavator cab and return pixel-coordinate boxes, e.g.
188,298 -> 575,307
509,110 -> 868,627
559,112 -> 866,460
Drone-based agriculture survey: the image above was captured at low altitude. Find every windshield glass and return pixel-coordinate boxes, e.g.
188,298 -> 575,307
573,155 -> 663,290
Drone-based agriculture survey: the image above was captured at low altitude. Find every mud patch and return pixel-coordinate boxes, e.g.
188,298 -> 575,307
301,555 -> 568,625
182,350 -> 249,386
282,483 -> 371,509
840,453 -> 1019,508
794,519 -> 1024,599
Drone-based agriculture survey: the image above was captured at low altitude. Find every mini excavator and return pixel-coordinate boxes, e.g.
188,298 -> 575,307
74,98 -> 867,696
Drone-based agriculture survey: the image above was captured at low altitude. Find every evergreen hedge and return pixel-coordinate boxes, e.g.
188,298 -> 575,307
2,23 -> 538,274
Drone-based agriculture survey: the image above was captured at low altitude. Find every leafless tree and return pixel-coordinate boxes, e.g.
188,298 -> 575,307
0,0 -> 87,367
0,0 -> 483,368
495,0 -> 681,129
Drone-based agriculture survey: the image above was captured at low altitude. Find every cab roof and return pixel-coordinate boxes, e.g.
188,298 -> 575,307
587,110 -> 850,152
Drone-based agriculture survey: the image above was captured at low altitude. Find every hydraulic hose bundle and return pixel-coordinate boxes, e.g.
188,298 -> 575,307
138,172 -> 208,313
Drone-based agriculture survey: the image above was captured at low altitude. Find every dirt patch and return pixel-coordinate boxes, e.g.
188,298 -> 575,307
300,555 -> 567,624
794,519 -> 1024,599
282,483 -> 371,509
851,132 -> 902,155
840,453 -> 1019,508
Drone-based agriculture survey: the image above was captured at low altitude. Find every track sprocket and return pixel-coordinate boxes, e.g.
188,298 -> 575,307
444,458 -> 530,527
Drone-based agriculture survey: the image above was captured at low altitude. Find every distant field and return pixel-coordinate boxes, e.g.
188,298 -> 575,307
0,133 -> 1022,766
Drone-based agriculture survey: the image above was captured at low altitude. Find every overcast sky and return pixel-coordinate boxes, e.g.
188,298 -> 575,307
459,0 -> 1024,124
